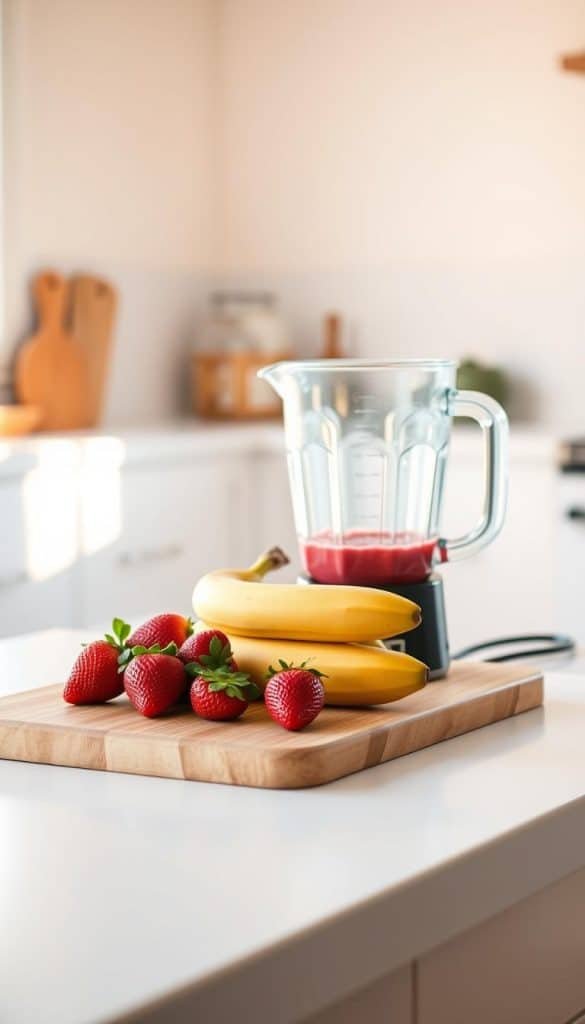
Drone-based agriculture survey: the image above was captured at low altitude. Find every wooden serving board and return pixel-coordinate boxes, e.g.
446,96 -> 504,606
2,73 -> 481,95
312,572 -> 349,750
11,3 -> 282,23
0,661 -> 543,789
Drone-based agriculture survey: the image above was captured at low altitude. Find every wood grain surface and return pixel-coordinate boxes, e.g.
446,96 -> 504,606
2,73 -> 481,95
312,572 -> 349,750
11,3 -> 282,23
15,271 -> 89,430
70,274 -> 117,427
0,661 -> 543,789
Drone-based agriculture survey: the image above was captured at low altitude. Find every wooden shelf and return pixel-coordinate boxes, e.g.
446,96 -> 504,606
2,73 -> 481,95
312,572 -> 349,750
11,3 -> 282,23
560,51 -> 585,73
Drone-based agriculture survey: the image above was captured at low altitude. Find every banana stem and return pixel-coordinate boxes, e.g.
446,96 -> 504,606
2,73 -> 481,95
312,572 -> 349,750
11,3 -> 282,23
247,547 -> 290,580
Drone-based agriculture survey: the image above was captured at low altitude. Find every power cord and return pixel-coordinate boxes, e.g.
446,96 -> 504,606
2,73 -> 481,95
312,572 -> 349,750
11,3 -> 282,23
452,633 -> 576,663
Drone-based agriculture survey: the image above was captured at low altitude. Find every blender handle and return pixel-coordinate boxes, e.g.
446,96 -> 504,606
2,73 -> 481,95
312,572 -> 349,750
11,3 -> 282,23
439,389 -> 509,563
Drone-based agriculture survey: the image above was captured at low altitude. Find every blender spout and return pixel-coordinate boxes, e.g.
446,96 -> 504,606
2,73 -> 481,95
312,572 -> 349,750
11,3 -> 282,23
257,361 -> 290,397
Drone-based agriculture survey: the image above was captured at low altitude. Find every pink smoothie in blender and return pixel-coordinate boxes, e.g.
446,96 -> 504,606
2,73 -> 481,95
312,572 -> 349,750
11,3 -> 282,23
301,531 -> 439,586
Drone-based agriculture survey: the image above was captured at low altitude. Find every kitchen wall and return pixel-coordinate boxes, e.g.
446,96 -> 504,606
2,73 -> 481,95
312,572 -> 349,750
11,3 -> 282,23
2,0 -> 584,431
215,0 -> 585,432
1,0 -> 217,422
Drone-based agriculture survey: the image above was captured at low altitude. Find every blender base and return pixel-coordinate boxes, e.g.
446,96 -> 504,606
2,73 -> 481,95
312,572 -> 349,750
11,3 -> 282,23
299,573 -> 450,680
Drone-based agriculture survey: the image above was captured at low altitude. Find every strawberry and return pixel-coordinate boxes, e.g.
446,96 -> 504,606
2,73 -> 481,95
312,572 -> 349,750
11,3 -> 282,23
63,618 -> 132,705
185,638 -> 260,721
179,629 -> 234,667
124,645 -> 187,717
264,661 -> 325,731
189,676 -> 250,721
128,613 -> 192,651
178,631 -> 239,705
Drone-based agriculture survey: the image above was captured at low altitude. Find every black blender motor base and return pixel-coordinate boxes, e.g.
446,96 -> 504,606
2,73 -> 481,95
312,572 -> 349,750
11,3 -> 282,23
299,573 -> 450,680
377,574 -> 449,679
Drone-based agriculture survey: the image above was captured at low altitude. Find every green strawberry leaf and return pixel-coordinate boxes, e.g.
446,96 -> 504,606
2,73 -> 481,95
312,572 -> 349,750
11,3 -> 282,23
209,635 -> 222,659
112,618 -> 132,643
230,674 -> 251,687
200,636 -> 235,670
106,618 -> 133,652
160,642 -> 178,657
127,642 -> 177,657
188,660 -> 256,698
265,658 -> 328,681
185,617 -> 194,638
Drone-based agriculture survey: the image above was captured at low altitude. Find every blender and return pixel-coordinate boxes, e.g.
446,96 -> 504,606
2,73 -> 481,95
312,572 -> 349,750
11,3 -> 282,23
259,359 -> 509,678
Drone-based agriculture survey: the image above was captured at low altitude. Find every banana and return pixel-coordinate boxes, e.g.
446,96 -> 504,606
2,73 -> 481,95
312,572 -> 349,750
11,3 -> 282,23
195,622 -> 428,705
192,548 -> 421,644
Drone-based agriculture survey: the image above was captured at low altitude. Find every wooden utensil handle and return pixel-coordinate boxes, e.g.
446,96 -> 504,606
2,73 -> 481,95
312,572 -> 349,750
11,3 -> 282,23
322,312 -> 343,358
34,271 -> 68,329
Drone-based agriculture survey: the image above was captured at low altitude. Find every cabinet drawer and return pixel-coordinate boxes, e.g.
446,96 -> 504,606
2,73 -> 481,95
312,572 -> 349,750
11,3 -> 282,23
418,867 -> 585,1024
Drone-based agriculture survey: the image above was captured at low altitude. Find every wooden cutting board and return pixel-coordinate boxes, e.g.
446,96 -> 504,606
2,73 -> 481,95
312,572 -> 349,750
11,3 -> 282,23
0,661 -> 543,789
15,271 -> 89,430
70,274 -> 117,427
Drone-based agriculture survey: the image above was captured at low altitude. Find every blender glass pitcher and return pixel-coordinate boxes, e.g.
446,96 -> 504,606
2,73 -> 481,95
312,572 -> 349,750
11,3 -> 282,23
259,359 -> 508,586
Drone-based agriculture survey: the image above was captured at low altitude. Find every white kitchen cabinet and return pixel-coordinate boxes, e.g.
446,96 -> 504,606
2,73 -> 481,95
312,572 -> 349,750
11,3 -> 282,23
302,966 -> 412,1023
0,449 -> 79,636
556,473 -> 585,646
0,430 -> 261,637
417,866 -> 585,1024
440,436 -> 556,652
247,451 -> 299,582
0,425 -> 566,642
77,452 -> 251,628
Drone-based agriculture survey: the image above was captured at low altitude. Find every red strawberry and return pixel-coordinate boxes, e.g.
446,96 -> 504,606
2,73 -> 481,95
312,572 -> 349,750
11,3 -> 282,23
63,618 -> 132,705
190,676 -> 249,721
124,652 -> 186,717
179,629 -> 234,667
185,641 -> 260,720
264,662 -> 325,731
128,614 -> 192,651
64,641 -> 123,705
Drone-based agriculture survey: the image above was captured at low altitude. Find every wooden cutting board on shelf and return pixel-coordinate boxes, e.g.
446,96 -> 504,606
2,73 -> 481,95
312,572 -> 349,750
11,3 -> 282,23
70,274 -> 117,427
15,271 -> 90,430
0,661 -> 543,789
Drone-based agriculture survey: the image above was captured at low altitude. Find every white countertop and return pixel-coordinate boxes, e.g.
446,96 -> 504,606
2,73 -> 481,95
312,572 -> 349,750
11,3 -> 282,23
2,630 -> 585,1023
0,419 -> 559,478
